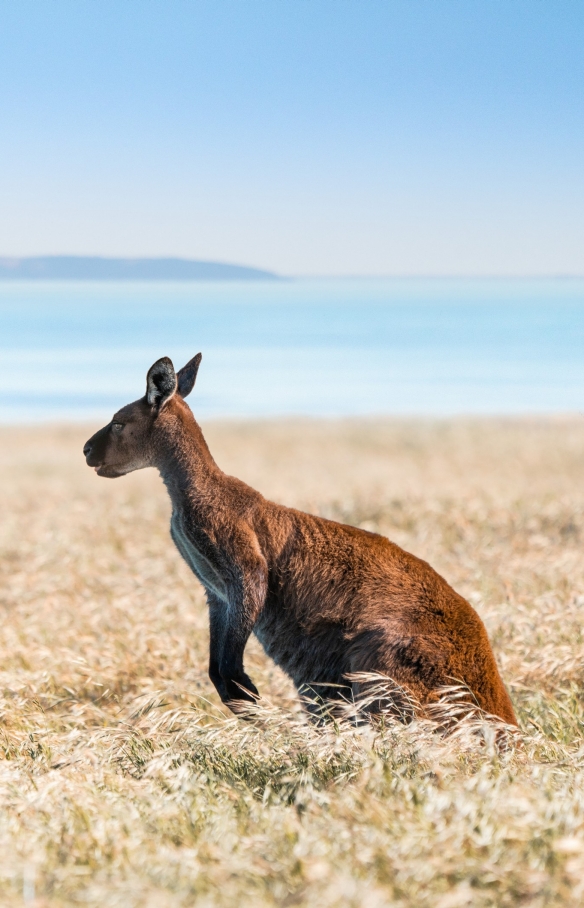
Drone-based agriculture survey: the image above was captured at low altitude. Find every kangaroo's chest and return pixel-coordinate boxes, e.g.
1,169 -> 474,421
170,512 -> 228,602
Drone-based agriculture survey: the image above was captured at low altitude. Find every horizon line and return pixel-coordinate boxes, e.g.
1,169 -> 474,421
0,255 -> 583,281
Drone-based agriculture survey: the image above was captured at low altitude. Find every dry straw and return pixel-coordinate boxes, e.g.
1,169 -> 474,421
1,417 -> 584,906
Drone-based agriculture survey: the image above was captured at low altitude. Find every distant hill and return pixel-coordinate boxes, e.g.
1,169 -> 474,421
0,256 -> 280,281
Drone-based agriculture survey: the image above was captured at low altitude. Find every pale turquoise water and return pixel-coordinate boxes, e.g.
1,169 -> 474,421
1,277 -> 583,421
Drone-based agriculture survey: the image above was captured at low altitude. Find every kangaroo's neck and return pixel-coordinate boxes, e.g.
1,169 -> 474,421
153,404 -> 222,509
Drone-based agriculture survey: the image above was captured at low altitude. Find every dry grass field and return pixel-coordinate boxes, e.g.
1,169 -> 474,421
2,417 -> 584,907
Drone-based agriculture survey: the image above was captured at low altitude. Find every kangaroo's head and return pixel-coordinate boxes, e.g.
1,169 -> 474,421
83,354 -> 202,478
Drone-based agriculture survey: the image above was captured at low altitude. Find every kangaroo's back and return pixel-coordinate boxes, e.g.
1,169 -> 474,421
247,502 -> 516,723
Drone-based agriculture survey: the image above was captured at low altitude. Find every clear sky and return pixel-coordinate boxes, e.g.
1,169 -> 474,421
1,0 -> 583,276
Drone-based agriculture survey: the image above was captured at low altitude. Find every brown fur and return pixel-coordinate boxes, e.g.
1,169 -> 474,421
83,355 -> 517,726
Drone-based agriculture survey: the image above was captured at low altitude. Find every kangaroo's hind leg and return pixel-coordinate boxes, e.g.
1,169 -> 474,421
347,622 -> 452,722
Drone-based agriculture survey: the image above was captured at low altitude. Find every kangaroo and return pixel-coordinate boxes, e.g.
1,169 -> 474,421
83,355 -> 517,726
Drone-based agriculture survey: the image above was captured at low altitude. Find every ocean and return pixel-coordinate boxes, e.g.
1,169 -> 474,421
1,277 -> 583,422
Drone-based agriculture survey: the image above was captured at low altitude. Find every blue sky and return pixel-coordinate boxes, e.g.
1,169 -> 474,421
1,0 -> 583,275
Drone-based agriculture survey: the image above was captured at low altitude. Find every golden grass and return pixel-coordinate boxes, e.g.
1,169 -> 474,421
2,416 -> 584,906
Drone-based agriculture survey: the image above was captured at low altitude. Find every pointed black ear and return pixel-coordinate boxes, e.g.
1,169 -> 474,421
146,357 -> 177,408
177,352 -> 202,399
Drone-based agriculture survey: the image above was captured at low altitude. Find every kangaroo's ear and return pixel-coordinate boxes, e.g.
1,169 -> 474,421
177,352 -> 202,399
146,357 -> 177,408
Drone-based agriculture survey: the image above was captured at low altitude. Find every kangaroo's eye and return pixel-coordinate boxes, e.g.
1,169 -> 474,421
112,423 -> 124,433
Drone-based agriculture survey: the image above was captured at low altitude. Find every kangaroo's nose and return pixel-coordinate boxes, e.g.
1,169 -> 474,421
83,442 -> 92,457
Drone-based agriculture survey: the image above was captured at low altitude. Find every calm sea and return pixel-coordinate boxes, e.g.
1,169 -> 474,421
1,277 -> 583,422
